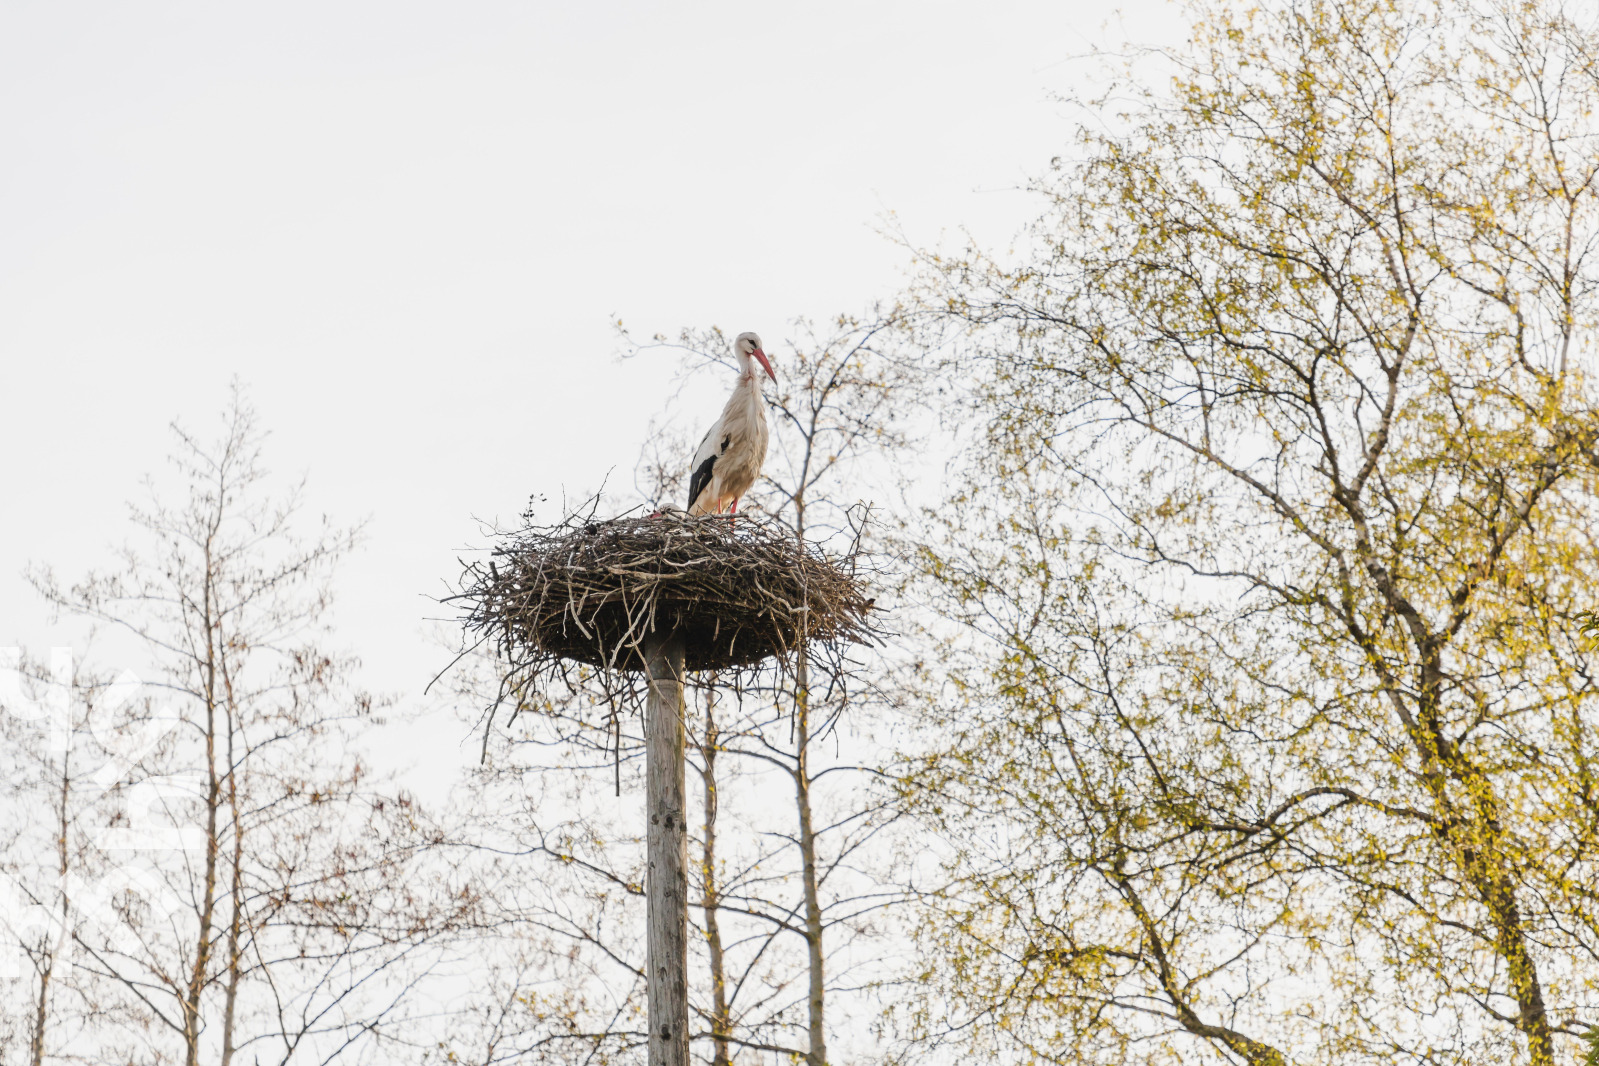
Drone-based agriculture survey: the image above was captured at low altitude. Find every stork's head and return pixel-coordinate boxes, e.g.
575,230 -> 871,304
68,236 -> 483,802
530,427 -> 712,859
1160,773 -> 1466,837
735,331 -> 776,384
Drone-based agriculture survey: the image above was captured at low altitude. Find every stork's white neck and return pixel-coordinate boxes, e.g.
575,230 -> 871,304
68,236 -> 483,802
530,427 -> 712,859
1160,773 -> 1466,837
737,352 -> 767,388
722,357 -> 768,429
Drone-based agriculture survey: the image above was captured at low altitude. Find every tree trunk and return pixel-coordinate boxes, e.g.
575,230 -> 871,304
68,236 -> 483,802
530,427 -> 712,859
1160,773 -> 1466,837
698,690 -> 733,1066
183,541 -> 223,1066
220,679 -> 243,1066
645,630 -> 689,1066
184,696 -> 220,1066
794,646 -> 827,1066
31,744 -> 72,1066
792,499 -> 827,1066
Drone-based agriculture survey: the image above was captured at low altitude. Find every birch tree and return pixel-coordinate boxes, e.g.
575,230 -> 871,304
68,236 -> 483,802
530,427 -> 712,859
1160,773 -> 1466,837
904,1 -> 1599,1063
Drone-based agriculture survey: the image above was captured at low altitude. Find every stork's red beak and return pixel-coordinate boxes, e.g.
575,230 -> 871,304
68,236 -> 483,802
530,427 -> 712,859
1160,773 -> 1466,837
753,348 -> 776,383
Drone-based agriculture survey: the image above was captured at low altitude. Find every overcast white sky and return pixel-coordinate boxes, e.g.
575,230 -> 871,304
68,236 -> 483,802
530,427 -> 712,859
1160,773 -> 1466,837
1,0 -> 1185,786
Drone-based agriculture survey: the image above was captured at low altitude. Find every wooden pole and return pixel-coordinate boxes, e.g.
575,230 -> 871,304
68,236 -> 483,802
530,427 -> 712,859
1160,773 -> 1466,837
644,630 -> 689,1066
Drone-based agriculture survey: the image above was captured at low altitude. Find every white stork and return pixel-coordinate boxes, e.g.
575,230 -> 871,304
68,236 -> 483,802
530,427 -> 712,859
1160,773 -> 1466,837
687,331 -> 776,517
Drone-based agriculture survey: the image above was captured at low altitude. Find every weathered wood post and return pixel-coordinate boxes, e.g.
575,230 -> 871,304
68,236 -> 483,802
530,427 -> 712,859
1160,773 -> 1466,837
644,630 -> 688,1066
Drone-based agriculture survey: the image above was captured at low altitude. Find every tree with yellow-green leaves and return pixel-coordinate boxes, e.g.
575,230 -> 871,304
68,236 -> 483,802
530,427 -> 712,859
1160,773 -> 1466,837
900,1 -> 1599,1063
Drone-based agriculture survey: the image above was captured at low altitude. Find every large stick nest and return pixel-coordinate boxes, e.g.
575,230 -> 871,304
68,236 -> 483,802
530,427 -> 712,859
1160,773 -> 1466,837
453,509 -> 879,674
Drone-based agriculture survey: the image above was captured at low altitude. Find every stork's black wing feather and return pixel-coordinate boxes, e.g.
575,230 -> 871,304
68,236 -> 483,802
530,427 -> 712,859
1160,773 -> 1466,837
688,453 -> 716,510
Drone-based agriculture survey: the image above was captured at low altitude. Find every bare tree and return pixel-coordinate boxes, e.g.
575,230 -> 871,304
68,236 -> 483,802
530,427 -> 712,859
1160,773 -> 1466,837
431,313 -> 919,1065
634,314 -> 918,1064
0,654 -> 121,1066
18,387 -> 463,1064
